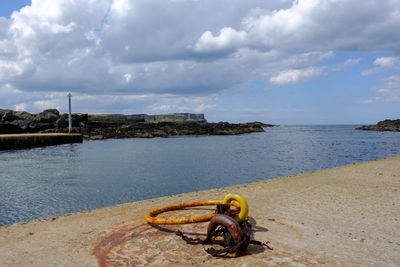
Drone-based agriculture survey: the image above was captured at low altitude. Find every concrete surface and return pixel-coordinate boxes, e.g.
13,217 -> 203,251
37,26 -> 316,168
0,133 -> 83,150
0,156 -> 399,266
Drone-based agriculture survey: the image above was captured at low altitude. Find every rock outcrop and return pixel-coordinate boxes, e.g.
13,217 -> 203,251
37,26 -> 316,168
0,109 -> 88,134
0,109 -> 277,139
357,119 -> 400,132
80,120 -> 274,139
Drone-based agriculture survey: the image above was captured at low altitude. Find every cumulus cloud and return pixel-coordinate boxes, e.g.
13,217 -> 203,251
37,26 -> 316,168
374,57 -> 399,68
195,0 -> 400,55
149,102 -> 217,114
194,27 -> 247,53
34,99 -> 62,111
269,67 -> 323,85
14,103 -> 27,111
377,75 -> 400,102
333,58 -> 360,70
360,75 -> 400,103
362,56 -> 399,76
358,97 -> 380,104
0,0 -> 400,114
194,103 -> 217,112
344,58 -> 360,66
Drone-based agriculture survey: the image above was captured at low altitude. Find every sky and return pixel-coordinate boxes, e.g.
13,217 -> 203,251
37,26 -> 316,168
0,0 -> 399,124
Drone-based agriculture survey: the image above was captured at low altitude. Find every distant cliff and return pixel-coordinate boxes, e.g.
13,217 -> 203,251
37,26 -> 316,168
357,119 -> 400,132
88,113 -> 206,122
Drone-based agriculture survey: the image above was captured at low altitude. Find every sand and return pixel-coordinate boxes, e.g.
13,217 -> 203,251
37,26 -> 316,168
0,156 -> 399,266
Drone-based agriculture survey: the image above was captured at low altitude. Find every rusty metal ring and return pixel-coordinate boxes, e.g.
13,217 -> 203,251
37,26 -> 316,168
207,214 -> 244,245
144,200 -> 240,224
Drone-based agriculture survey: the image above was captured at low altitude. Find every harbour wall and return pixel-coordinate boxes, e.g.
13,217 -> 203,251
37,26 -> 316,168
0,133 -> 83,150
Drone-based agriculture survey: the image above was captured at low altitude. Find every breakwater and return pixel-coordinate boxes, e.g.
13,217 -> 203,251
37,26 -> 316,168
0,108 -> 274,139
0,133 -> 83,150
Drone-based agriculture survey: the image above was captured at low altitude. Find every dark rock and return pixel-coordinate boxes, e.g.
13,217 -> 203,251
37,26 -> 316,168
70,114 -> 88,128
0,121 -> 21,133
71,117 -> 80,127
72,113 -> 88,122
0,107 -> 277,139
55,115 -> 68,128
35,109 -> 60,123
13,120 -> 29,131
16,112 -> 35,123
29,122 -> 54,132
80,119 -> 276,140
0,109 -> 11,117
377,119 -> 400,129
89,135 -> 104,140
43,109 -> 60,116
2,110 -> 19,121
357,119 -> 400,132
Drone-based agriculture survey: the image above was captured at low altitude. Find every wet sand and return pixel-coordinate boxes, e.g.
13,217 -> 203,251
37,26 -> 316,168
1,156 -> 399,266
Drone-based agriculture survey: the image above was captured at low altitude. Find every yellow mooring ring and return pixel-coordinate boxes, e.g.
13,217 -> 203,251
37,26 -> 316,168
222,193 -> 249,222
144,194 -> 248,225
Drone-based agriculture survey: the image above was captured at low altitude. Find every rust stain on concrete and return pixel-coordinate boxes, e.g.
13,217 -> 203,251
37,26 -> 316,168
92,221 -> 148,267
272,219 -> 303,240
92,213 -> 324,266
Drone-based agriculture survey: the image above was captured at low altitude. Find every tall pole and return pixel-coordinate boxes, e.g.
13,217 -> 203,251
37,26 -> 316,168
68,93 -> 72,134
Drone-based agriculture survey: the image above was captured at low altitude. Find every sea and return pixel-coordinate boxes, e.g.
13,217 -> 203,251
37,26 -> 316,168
1,125 -> 400,226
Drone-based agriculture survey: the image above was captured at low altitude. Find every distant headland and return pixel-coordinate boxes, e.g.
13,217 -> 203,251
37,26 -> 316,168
0,109 -> 277,140
357,119 -> 400,132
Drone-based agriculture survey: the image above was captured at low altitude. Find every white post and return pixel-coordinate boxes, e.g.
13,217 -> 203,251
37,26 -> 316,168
68,93 -> 72,133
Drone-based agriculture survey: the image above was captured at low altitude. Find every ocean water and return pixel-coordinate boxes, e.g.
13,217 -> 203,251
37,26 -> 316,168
1,125 -> 400,226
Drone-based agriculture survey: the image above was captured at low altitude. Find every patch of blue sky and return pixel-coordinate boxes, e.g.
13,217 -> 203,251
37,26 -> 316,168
211,51 -> 398,124
0,1 -> 31,18
90,7 -> 111,39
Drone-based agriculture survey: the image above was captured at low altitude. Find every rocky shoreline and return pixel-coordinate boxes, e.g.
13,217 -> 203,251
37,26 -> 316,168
357,119 -> 400,132
0,109 -> 276,139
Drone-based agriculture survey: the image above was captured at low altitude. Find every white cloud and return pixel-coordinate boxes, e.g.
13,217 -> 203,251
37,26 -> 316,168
0,0 -> 400,115
5,89 -> 221,116
111,0 -> 131,17
124,73 -> 132,83
194,27 -> 247,53
151,104 -> 180,113
149,103 -> 217,114
194,103 -> 217,112
374,57 -> 399,68
358,97 -> 382,104
269,67 -> 323,85
196,0 -> 400,55
14,103 -> 27,111
33,99 -> 62,110
377,75 -> 400,102
362,56 -> 399,76
333,58 -> 360,71
361,68 -> 377,76
179,95 -> 219,105
360,75 -> 400,103
344,58 -> 360,66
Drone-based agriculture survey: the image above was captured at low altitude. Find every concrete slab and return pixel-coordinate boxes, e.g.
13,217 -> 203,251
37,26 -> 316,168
1,156 -> 399,266
0,133 -> 83,150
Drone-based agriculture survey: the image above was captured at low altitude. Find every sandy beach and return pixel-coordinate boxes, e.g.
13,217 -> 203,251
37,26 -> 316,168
0,156 -> 399,266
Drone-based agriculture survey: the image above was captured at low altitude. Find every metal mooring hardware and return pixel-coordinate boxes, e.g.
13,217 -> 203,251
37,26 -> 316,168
176,214 -> 273,257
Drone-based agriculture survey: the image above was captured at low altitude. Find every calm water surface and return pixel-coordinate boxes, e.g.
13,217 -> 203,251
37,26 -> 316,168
1,125 -> 400,226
